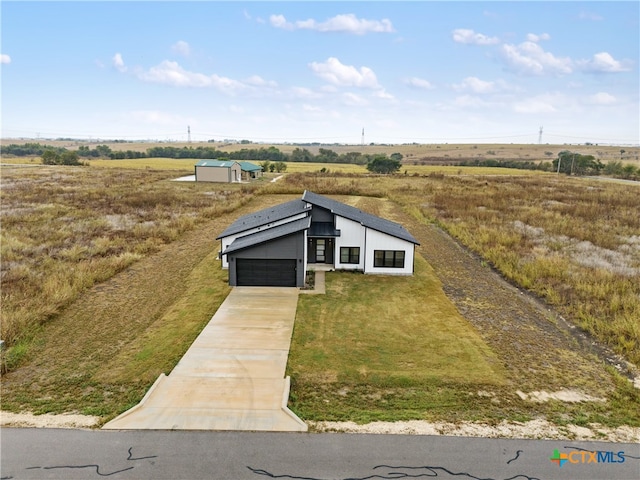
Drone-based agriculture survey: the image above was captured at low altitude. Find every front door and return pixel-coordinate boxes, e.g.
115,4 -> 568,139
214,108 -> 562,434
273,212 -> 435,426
309,238 -> 334,264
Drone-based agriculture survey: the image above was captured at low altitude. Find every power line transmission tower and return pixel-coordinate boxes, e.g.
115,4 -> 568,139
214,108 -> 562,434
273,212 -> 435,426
361,128 -> 364,146
538,126 -> 543,144
188,126 -> 191,143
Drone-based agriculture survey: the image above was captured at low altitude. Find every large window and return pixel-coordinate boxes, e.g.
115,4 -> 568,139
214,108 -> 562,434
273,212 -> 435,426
340,247 -> 360,264
374,250 -> 405,268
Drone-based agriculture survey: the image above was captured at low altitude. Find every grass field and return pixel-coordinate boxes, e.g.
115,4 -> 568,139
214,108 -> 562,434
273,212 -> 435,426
1,164 -> 639,428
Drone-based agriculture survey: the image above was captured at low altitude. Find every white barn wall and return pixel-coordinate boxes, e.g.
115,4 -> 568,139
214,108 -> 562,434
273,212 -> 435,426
364,228 -> 415,275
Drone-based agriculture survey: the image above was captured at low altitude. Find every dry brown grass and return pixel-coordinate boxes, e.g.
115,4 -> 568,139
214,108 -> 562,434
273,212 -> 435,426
1,164 -> 638,425
278,173 -> 640,367
0,166 -> 259,353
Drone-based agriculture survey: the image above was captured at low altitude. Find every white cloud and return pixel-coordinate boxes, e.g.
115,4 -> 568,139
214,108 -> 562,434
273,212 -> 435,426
526,33 -> 550,42
404,77 -> 434,90
112,53 -> 127,72
513,95 -> 559,113
589,92 -> 616,105
579,52 -> 631,73
578,11 -> 604,21
452,76 -> 495,94
135,60 -> 248,94
116,57 -> 279,95
373,88 -> 394,100
270,13 -> 394,35
452,28 -> 499,45
244,75 -> 278,87
129,110 -> 189,125
171,40 -> 191,57
342,92 -> 369,106
453,95 -> 491,108
137,60 -> 215,87
309,57 -> 380,89
0,54 -> 11,64
269,14 -> 291,30
501,41 -> 572,76
291,86 -> 322,99
302,104 -> 322,112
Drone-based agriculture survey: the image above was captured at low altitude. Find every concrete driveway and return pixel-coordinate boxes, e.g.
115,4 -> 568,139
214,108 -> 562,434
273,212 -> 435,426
103,287 -> 306,431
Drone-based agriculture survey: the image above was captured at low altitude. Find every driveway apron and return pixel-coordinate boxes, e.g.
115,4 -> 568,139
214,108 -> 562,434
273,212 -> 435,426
103,287 -> 307,431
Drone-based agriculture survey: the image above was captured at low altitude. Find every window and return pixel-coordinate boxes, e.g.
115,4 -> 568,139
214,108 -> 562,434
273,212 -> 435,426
340,247 -> 360,264
374,250 -> 405,268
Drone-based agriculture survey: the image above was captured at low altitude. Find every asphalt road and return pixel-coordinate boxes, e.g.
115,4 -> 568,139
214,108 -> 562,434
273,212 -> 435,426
1,429 -> 639,480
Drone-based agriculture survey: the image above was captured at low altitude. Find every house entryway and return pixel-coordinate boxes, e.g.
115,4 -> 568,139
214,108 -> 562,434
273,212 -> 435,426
103,287 -> 306,431
308,238 -> 334,265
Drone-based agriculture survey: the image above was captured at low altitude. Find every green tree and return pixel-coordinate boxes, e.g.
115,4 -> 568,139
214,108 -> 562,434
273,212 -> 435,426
317,148 -> 339,163
553,151 -> 603,176
274,161 -> 287,173
366,154 -> 401,174
60,151 -> 80,165
41,149 -> 59,165
289,147 -> 313,163
95,145 -> 112,157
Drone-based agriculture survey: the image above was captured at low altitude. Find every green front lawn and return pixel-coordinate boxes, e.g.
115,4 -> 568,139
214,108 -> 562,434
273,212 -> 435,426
287,255 -> 507,423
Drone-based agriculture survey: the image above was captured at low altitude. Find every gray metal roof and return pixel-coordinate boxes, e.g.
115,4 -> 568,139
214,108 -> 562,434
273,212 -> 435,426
302,190 -> 419,245
216,199 -> 310,239
222,216 -> 311,255
195,160 -> 239,168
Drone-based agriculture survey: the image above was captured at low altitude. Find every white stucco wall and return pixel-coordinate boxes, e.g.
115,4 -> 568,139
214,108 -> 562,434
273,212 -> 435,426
363,228 -> 415,275
334,216 -> 365,270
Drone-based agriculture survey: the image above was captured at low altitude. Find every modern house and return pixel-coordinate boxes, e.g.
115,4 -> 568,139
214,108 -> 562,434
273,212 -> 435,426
194,160 -> 242,183
216,191 -> 419,287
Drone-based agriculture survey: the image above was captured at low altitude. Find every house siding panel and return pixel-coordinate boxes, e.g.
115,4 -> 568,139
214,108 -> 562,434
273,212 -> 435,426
228,232 -> 305,287
364,228 -> 415,275
309,205 -> 333,223
334,216 -> 365,270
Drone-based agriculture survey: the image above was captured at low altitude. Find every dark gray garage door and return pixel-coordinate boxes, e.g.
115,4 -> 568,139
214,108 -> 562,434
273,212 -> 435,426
236,259 -> 297,287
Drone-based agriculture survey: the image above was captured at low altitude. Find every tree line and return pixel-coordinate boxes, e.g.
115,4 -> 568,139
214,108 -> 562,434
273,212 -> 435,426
2,142 -> 636,179
1,142 -> 404,172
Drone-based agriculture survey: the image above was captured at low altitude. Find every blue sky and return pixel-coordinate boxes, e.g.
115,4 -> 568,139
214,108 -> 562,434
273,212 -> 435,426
2,1 -> 638,144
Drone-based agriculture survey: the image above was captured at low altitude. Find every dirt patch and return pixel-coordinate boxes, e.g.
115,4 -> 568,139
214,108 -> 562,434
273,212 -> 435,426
1,412 -> 100,429
516,389 -> 606,403
312,419 -> 640,443
4,412 -> 638,443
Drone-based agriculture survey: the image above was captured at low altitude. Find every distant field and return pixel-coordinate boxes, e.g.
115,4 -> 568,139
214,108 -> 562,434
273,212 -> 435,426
4,139 -> 639,165
284,162 -> 551,176
88,157 -> 197,170
0,157 -> 551,176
